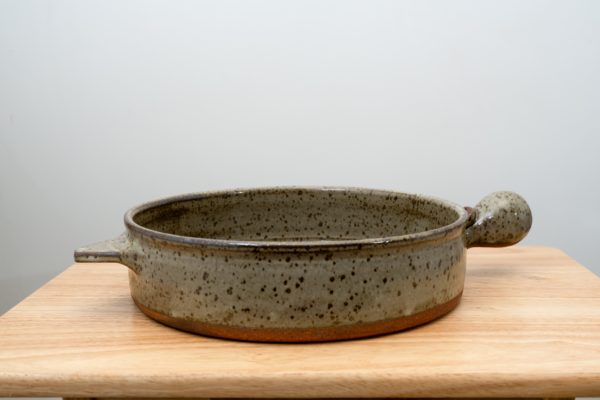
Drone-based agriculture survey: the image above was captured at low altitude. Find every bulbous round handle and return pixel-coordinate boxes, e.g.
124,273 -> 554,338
465,191 -> 532,248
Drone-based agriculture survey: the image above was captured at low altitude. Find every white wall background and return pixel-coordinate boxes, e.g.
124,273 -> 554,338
1,0 -> 600,321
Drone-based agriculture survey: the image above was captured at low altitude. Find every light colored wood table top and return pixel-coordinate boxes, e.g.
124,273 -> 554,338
1,246 -> 600,398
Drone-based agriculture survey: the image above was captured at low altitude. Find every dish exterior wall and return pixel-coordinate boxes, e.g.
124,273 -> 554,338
124,229 -> 466,334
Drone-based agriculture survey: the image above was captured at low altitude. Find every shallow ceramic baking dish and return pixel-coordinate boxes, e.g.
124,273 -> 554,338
75,187 -> 532,342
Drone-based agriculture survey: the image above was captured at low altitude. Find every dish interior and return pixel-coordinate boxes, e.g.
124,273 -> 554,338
132,189 -> 461,242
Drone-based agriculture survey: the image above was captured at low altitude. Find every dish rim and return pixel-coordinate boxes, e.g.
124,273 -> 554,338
124,186 -> 470,251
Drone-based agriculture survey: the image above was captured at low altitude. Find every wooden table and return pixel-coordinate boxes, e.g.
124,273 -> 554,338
1,246 -> 600,399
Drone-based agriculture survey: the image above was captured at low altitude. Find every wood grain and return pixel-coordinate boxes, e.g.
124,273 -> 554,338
1,246 -> 600,398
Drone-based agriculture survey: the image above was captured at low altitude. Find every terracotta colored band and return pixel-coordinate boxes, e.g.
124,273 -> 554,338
133,292 -> 462,343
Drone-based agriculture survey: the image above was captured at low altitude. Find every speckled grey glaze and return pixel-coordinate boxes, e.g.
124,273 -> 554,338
465,191 -> 532,247
74,187 -> 532,342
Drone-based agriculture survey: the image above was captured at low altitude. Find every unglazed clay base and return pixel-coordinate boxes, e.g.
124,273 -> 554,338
133,292 -> 462,342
